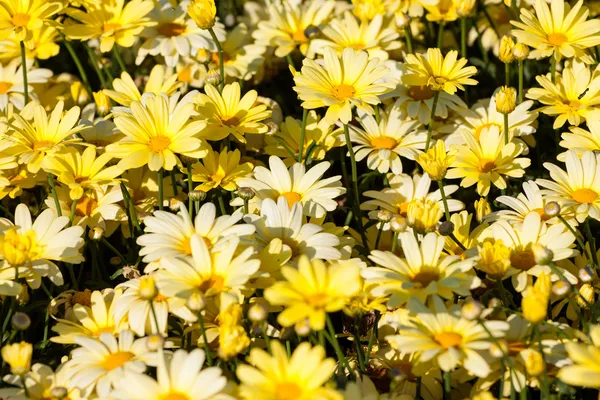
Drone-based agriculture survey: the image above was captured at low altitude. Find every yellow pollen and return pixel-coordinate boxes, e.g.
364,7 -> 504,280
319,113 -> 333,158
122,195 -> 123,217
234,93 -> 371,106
275,382 -> 303,400
371,136 -> 397,150
434,332 -> 463,348
474,122 -> 501,140
11,13 -> 30,27
160,393 -> 190,400
408,85 -> 435,101
148,136 -> 171,153
157,22 -> 187,37
397,202 -> 409,217
510,249 -> 536,271
532,208 -> 550,221
75,196 -> 98,217
291,30 -> 307,43
572,188 -> 598,204
101,351 -> 135,371
411,268 -> 440,287
33,140 -> 54,152
220,116 -> 239,127
349,43 -> 365,50
331,84 -> 356,101
547,32 -> 568,46
281,191 -> 302,208
0,228 -> 38,266
103,23 -> 122,33
569,99 -> 582,108
0,81 -> 13,94
480,160 -> 496,173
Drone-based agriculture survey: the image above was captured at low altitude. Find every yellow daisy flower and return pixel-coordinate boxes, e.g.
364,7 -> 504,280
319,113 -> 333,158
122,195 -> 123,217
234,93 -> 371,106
560,118 -> 600,160
0,0 -> 62,42
193,82 -> 271,143
103,65 -> 181,107
0,25 -> 60,61
191,147 -> 253,192
293,47 -> 394,124
424,0 -> 459,22
107,93 -> 209,171
402,48 -> 478,95
237,341 -> 341,400
511,0 -> 600,61
264,255 -> 360,331
446,127 -> 531,196
62,0 -> 155,53
557,325 -> 600,388
0,166 -> 41,200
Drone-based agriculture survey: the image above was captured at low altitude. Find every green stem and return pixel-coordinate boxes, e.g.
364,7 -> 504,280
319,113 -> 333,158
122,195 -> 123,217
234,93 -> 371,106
101,237 -> 126,264
208,28 -> 225,92
449,232 -> 467,251
67,264 -> 78,291
374,221 -> 384,249
120,182 -> 140,233
535,326 -> 550,397
550,56 -> 556,84
518,61 -> 524,104
243,199 -> 249,215
505,62 -> 510,86
437,22 -> 445,49
365,311 -> 380,365
112,45 -> 127,74
343,124 -> 369,250
20,41 -> 28,104
218,193 -> 227,215
62,36 -> 92,95
47,175 -> 62,217
149,301 -> 160,333
353,316 -> 366,373
443,370 -> 451,399
187,165 -> 193,218
557,214 -> 593,263
85,45 -> 108,89
437,180 -> 451,221
584,220 -> 599,268
198,313 -> 214,365
298,108 -> 308,163
157,169 -> 164,211
425,92 -> 440,151
391,231 -> 400,253
325,315 -> 352,375
170,170 -> 178,197
460,18 -> 467,59
69,199 -> 77,226
503,112 -> 509,145
404,26 -> 413,54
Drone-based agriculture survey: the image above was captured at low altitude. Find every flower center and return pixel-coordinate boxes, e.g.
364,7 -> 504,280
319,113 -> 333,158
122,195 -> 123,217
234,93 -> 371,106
0,228 -> 38,266
411,267 -> 440,287
532,208 -> 550,221
434,332 -> 463,348
306,292 -> 329,307
11,13 -> 30,27
510,249 -> 536,271
572,188 -> 599,204
148,136 -> 171,153
92,326 -> 115,336
160,393 -> 190,400
158,22 -> 187,37
371,136 -> 397,150
33,140 -> 54,152
547,32 -> 568,46
103,23 -> 122,33
408,85 -> 435,101
479,159 -> 496,173
0,81 -> 13,94
75,196 -> 98,217
275,382 -> 303,400
474,122 -> 501,140
331,84 -> 356,101
428,77 -> 447,90
101,351 -> 134,371
219,116 -> 240,127
281,191 -> 302,208
197,275 -> 225,293
291,29 -> 307,43
396,201 -> 409,217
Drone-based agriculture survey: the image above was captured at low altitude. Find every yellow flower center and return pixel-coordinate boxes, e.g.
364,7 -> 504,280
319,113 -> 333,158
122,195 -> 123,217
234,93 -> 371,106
219,116 -> 240,127
198,275 -> 225,292
275,382 -> 303,400
532,208 -> 550,221
160,393 -> 190,400
103,23 -> 122,33
411,267 -> 440,287
408,85 -> 435,101
572,188 -> 599,204
349,43 -> 365,50
281,191 -> 302,208
474,122 -> 501,140
0,228 -> 38,266
479,159 -> 496,173
101,351 -> 135,371
396,202 -> 409,217
0,81 -> 13,94
292,29 -> 308,43
434,332 -> 463,348
75,196 -> 98,217
547,32 -> 568,46
148,136 -> 171,153
158,22 -> 187,37
331,84 -> 356,101
11,13 -> 30,27
92,326 -> 115,336
569,99 -> 582,108
306,292 -> 329,307
178,67 -> 193,83
510,249 -> 536,271
371,136 -> 397,150
33,140 -> 55,152
428,77 -> 448,91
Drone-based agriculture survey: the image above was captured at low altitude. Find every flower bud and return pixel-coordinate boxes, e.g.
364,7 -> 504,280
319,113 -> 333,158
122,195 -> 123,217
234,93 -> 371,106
495,86 -> 517,114
304,25 -> 320,39
532,244 -> 554,266
522,348 -> 545,377
395,11 -> 410,28
579,266 -> 594,283
499,36 -> 515,63
189,190 -> 207,202
457,0 -> 476,17
88,227 -> 104,241
139,275 -> 158,300
50,387 -> 69,399
475,197 -> 491,223
461,299 -> 482,321
248,302 -> 268,322
265,121 -> 278,135
11,312 -> 31,331
1,342 -> 32,375
552,280 -> 570,297
390,217 -> 407,233
237,187 -> 256,201
196,49 -> 212,63
147,334 -> 165,351
512,43 -> 530,61
187,0 -> 217,30
543,201 -> 561,217
169,196 -> 184,212
93,91 -> 111,117
16,284 -> 29,306
295,319 -> 311,336
71,80 -> 90,105
576,283 -> 595,308
377,209 -> 393,223
488,297 -> 503,309
438,221 -> 455,237
186,291 -> 207,311
205,69 -> 221,87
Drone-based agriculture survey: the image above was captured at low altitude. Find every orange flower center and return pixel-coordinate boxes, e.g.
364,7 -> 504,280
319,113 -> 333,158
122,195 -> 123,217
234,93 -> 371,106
572,188 -> 599,204
532,208 -> 550,221
291,30 -> 307,43
411,268 -> 440,287
331,84 -> 356,101
396,202 -> 409,217
103,23 -> 122,33
281,191 -> 302,208
220,116 -> 240,127
160,393 -> 190,400
408,85 -> 435,101
0,81 -> 13,94
479,159 -> 496,173
33,140 -> 54,152
92,326 -> 115,336
510,249 -> 536,271
434,332 -> 463,348
101,351 -> 134,370
157,22 -> 187,37
148,135 -> 171,153
75,196 -> 98,217
547,33 -> 568,46
198,275 -> 225,292
306,292 -> 329,307
371,136 -> 397,150
11,13 -> 30,27
275,382 -> 303,400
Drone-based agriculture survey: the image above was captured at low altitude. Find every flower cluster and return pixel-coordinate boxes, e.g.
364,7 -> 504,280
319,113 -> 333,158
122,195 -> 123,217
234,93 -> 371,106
0,0 -> 600,398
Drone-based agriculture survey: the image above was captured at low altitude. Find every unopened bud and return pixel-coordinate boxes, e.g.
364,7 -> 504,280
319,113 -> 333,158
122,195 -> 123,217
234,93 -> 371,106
377,209 -> 393,223
304,25 -> 320,39
205,69 -> 221,87
295,319 -> 311,337
499,36 -> 515,63
489,340 -> 508,358
169,197 -> 183,211
11,312 -> 31,331
93,91 -> 111,117
457,0 -> 476,17
512,43 -> 530,61
577,283 -> 595,308
110,256 -> 121,266
197,49 -> 211,63
16,284 -> 29,305
579,266 -> 594,283
522,348 -> 545,377
488,297 -> 503,309
189,190 -> 207,202
461,300 -> 482,321
390,217 -> 407,233
495,86 -> 517,114
395,11 -> 410,28
438,221 -> 455,236
533,244 -> 553,266
248,302 -> 268,322
139,276 -> 158,300
50,387 -> 69,399
552,280 -> 570,297
265,121 -> 278,135
186,291 -> 206,311
544,201 -> 561,217
237,187 -> 255,201
88,227 -> 104,241
147,334 -> 165,351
